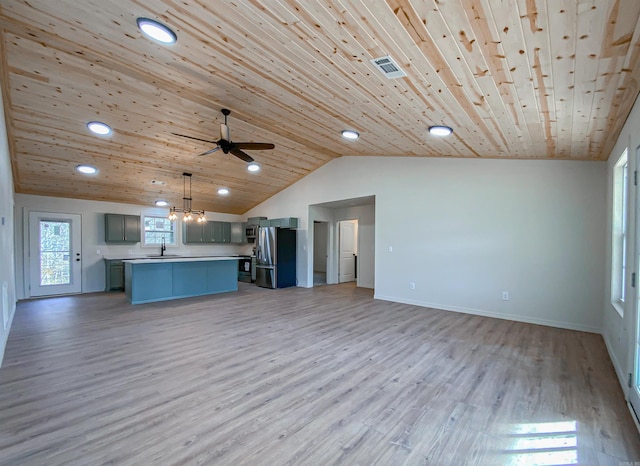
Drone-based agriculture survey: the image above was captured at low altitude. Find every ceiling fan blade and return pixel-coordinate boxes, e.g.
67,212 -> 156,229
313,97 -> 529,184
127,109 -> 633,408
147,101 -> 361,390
197,147 -> 221,156
233,142 -> 275,151
229,147 -> 254,163
172,133 -> 218,144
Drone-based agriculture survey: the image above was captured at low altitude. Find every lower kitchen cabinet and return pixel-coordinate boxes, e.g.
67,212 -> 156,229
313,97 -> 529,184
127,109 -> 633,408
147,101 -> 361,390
105,259 -> 124,291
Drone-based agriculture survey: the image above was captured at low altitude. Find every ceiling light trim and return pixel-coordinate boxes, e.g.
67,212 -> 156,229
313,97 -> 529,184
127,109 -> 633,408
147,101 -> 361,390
136,17 -> 177,45
428,125 -> 453,137
86,121 -> 112,136
76,164 -> 98,175
341,130 -> 360,140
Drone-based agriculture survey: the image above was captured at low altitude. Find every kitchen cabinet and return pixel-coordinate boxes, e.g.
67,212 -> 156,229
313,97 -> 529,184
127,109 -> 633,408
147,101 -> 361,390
183,221 -> 204,243
104,259 -> 124,291
105,214 -> 140,243
230,222 -> 246,243
183,221 -> 231,243
259,217 -> 298,228
247,216 -> 267,225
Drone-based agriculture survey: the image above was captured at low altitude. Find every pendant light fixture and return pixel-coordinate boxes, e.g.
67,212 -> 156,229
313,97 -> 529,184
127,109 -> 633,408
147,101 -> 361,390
168,173 -> 207,223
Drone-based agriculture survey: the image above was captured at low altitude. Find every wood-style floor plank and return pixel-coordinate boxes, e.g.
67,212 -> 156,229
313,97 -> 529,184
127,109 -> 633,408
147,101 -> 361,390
0,283 -> 638,465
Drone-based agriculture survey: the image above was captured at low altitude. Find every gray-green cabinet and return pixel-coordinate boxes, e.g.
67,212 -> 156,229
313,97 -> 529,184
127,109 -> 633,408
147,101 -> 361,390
105,214 -> 140,243
183,221 -> 231,244
230,222 -> 246,243
105,259 -> 124,291
183,221 -> 204,243
258,217 -> 298,228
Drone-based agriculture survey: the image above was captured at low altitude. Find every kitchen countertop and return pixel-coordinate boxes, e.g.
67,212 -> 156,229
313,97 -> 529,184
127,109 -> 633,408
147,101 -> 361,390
121,256 -> 246,264
103,254 -> 253,261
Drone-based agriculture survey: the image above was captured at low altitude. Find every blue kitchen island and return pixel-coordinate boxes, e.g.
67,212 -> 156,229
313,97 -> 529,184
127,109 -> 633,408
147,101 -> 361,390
123,256 -> 239,305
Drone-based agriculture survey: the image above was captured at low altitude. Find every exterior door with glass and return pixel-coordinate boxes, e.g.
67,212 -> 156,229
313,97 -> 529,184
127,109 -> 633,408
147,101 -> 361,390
29,211 -> 82,297
631,146 -> 640,421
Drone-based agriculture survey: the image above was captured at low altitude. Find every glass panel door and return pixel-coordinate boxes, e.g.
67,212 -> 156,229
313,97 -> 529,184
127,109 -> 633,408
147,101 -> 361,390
29,212 -> 82,297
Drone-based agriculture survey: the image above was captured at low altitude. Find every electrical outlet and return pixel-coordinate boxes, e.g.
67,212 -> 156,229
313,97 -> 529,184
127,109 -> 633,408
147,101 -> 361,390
502,291 -> 510,301
388,246 -> 393,253
409,282 -> 415,290
96,249 -> 101,255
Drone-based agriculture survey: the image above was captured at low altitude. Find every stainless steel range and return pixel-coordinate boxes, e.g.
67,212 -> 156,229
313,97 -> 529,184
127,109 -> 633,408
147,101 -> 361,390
238,255 -> 256,283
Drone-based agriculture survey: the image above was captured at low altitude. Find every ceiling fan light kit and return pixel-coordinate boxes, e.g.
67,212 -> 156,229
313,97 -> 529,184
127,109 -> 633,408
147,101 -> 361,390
168,173 -> 206,223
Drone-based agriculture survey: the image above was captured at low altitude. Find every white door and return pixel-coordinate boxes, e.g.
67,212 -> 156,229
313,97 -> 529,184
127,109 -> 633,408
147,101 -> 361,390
29,211 -> 82,297
338,220 -> 357,283
631,147 -> 640,419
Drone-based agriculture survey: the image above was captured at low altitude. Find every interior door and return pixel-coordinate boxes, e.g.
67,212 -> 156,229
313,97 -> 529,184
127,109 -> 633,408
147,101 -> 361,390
29,211 -> 82,297
631,145 -> 640,420
338,220 -> 357,283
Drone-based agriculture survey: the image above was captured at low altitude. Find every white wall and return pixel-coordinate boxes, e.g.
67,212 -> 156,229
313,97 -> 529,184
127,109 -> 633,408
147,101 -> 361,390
603,94 -> 640,392
246,156 -> 606,332
0,83 -> 17,367
14,194 -> 252,300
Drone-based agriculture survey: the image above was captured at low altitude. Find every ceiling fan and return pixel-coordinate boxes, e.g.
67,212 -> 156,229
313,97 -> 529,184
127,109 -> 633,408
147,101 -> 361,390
172,108 -> 275,163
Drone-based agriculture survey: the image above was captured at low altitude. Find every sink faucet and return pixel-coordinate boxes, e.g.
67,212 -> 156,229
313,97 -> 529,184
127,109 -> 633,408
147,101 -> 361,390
161,237 -> 166,256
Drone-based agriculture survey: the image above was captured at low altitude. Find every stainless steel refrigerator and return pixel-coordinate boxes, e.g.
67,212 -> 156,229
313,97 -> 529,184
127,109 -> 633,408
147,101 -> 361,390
255,227 -> 297,288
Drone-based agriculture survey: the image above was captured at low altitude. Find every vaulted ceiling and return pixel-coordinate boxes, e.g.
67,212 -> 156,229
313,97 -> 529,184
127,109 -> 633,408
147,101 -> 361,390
1,1 -> 640,214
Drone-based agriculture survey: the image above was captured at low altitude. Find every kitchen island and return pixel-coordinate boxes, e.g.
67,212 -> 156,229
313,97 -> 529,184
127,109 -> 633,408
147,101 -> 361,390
123,256 -> 239,305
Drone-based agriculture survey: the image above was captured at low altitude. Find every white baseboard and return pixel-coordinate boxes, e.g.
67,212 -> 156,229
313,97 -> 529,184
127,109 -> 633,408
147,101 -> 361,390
603,332 -> 628,397
373,294 -> 602,334
0,300 -> 16,368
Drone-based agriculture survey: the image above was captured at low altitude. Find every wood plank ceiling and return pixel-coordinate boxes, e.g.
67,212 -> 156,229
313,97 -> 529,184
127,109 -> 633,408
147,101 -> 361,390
1,0 -> 640,214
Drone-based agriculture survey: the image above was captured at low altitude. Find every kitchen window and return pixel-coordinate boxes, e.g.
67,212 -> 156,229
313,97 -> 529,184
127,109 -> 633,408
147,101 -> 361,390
611,149 -> 628,316
143,216 -> 176,246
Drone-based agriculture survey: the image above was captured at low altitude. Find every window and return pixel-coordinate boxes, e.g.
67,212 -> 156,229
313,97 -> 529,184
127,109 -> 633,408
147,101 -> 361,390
611,149 -> 628,315
143,216 -> 175,246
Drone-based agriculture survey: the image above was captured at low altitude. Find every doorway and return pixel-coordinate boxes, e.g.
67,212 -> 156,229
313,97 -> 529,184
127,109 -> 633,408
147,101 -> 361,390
28,211 -> 82,297
338,219 -> 358,283
631,146 -> 640,419
313,221 -> 329,286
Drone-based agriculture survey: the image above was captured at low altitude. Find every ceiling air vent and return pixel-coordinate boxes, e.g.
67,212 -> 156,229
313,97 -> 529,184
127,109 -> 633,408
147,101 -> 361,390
370,55 -> 407,79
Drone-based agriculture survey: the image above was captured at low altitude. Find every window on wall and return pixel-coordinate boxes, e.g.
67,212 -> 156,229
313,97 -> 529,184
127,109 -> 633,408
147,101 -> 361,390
611,149 -> 629,316
143,216 -> 176,246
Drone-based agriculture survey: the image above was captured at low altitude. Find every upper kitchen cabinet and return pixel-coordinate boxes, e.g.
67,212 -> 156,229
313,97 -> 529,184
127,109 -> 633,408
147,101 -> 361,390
183,221 -> 204,243
183,221 -> 231,244
230,222 -> 246,243
206,221 -> 231,243
259,217 -> 299,228
105,214 -> 140,243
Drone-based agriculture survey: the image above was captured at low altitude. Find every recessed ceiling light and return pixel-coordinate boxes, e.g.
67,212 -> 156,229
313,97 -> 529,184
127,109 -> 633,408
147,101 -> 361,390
136,18 -> 177,45
217,187 -> 230,196
247,162 -> 261,173
341,130 -> 359,140
428,125 -> 453,137
87,121 -> 112,136
76,164 -> 98,175
155,200 -> 168,207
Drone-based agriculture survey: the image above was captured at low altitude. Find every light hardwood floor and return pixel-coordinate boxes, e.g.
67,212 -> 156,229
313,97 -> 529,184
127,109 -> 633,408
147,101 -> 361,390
1,283 -> 639,465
